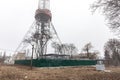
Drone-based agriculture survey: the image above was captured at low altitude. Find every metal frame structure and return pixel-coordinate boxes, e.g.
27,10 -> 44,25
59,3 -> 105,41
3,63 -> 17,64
14,0 -> 62,59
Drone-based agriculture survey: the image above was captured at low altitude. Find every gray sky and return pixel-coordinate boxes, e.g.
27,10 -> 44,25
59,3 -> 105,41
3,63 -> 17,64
0,0 -> 115,56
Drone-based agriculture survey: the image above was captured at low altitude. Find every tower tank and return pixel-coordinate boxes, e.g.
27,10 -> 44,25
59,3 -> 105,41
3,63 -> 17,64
35,0 -> 52,22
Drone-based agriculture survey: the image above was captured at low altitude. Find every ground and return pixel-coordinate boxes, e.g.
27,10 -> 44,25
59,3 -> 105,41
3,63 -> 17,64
0,65 -> 120,80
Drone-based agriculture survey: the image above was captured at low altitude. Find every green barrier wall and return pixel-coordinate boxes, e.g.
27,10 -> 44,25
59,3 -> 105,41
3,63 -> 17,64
15,59 -> 97,67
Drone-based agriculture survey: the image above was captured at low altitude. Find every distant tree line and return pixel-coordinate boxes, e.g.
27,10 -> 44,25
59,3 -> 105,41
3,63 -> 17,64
104,38 -> 120,66
0,52 -> 6,63
82,42 -> 99,59
52,42 -> 99,59
91,0 -> 120,66
51,42 -> 78,56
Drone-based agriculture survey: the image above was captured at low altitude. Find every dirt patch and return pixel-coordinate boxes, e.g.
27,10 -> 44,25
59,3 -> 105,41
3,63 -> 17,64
0,65 -> 120,80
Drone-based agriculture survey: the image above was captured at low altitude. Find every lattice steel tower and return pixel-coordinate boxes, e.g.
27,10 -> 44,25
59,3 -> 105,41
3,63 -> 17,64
34,0 -> 52,58
14,0 -> 61,59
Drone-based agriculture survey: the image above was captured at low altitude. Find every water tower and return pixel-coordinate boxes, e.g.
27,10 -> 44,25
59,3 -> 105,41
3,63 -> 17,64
14,0 -> 61,59
34,0 -> 52,58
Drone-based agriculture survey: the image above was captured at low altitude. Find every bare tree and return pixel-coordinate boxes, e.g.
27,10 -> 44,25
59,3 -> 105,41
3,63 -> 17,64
51,42 -> 61,54
91,0 -> 120,34
67,44 -> 78,56
104,38 -> 120,66
89,50 -> 99,59
52,42 -> 78,55
82,42 -> 93,59
0,52 -> 6,63
104,50 -> 111,66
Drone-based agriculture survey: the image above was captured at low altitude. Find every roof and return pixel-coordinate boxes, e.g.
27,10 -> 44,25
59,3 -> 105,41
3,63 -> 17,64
43,54 -> 70,57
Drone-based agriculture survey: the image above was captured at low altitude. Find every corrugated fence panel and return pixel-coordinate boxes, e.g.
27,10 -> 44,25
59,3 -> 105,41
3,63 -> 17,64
15,59 -> 97,67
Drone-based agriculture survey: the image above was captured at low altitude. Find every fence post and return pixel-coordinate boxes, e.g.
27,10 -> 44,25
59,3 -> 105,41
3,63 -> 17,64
30,45 -> 34,70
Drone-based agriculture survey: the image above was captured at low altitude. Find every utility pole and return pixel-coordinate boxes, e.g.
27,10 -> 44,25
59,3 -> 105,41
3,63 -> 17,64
30,45 -> 34,70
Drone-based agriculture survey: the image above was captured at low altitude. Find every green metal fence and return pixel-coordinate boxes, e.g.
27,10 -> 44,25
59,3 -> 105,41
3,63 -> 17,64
15,59 -> 97,67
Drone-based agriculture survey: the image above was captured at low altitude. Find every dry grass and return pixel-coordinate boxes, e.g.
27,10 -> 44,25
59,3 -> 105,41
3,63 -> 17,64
0,65 -> 120,80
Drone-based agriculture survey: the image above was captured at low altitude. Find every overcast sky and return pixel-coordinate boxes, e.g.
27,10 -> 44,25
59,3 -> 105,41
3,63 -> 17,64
0,0 -> 116,56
